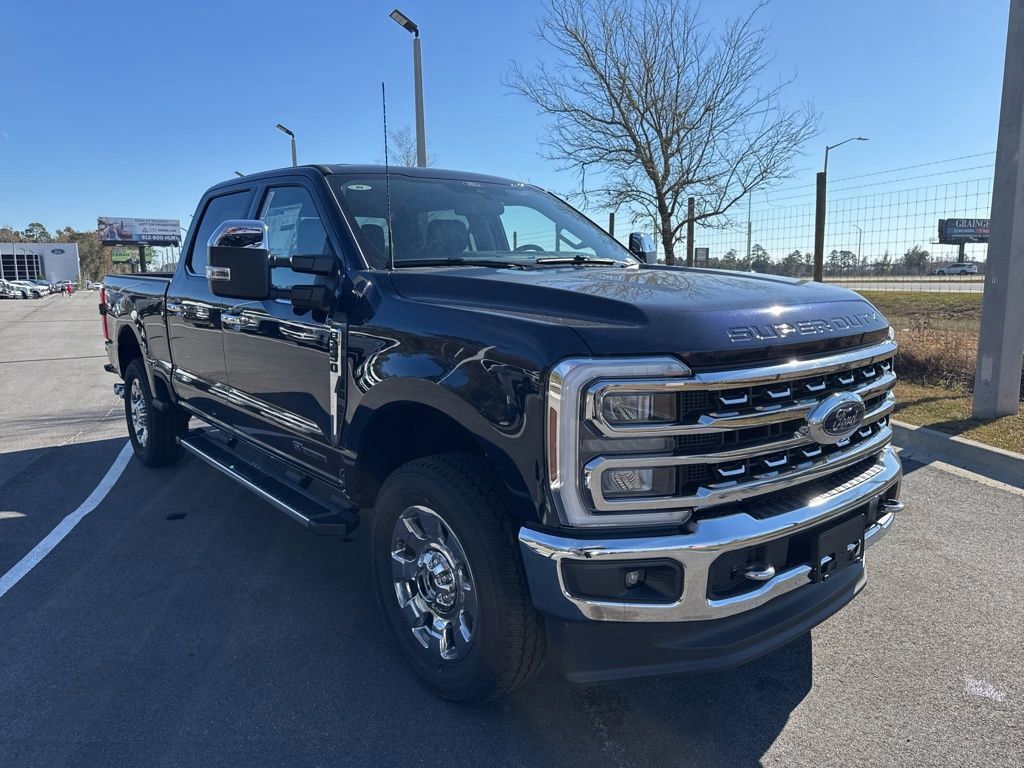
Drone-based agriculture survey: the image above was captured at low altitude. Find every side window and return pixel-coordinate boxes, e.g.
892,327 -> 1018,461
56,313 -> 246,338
259,186 -> 335,289
188,190 -> 253,276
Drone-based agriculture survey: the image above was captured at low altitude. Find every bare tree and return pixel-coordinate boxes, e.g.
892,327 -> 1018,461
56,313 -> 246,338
507,0 -> 819,263
386,125 -> 436,167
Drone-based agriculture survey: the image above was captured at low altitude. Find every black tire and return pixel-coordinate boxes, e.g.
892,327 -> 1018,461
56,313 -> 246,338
123,358 -> 182,467
372,453 -> 546,703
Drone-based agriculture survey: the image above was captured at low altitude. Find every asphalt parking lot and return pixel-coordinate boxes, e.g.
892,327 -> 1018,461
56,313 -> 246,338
1,292 -> 1021,767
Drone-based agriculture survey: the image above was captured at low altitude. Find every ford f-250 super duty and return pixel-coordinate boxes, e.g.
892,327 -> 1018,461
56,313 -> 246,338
101,164 -> 903,702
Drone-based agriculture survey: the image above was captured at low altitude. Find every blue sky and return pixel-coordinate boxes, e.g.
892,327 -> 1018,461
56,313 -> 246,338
0,0 -> 1010,236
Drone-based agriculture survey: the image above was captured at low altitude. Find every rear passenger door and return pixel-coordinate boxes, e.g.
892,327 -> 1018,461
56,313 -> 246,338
166,188 -> 253,426
220,180 -> 344,477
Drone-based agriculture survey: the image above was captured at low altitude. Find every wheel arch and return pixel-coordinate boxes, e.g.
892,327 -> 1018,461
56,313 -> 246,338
349,396 -> 536,523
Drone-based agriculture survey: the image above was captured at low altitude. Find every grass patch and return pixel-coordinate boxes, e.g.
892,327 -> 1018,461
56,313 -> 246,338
894,381 -> 1024,455
858,290 -> 1023,399
859,291 -> 981,332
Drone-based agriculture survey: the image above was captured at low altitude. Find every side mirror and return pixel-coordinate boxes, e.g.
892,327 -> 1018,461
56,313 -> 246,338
629,232 -> 658,264
207,220 -> 271,300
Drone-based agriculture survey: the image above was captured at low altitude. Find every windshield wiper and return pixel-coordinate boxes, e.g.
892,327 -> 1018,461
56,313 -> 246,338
393,257 -> 530,269
534,254 -> 621,266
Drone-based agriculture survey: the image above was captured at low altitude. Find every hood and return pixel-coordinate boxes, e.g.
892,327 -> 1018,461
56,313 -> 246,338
389,265 -> 889,360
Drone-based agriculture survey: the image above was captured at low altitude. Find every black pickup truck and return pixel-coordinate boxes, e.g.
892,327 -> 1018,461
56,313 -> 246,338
101,164 -> 903,702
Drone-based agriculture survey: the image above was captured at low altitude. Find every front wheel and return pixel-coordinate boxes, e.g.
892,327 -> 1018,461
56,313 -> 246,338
123,359 -> 182,467
372,453 -> 546,703
937,270 -> 946,276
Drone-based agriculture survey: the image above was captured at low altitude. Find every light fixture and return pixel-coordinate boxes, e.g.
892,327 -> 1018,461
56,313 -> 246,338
389,8 -> 418,36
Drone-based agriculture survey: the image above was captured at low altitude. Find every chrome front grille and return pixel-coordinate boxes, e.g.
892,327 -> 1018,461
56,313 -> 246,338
581,339 -> 897,515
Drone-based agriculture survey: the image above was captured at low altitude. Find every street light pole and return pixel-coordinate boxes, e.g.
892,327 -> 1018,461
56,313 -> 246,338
390,9 -> 426,167
276,123 -> 297,167
854,223 -> 863,266
814,136 -> 868,281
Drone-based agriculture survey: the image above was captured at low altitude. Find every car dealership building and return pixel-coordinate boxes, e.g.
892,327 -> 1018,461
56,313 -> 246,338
0,243 -> 81,283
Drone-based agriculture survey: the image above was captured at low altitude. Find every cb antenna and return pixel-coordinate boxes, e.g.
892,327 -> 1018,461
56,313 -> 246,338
382,81 -> 395,271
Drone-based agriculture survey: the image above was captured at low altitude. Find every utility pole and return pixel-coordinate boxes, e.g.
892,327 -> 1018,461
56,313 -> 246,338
813,172 -> 826,281
973,0 -> 1024,418
608,211 -> 615,237
746,192 -> 753,262
686,197 -> 695,267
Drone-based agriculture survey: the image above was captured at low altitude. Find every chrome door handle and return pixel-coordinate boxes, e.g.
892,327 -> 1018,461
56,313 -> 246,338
279,326 -> 318,342
222,313 -> 257,331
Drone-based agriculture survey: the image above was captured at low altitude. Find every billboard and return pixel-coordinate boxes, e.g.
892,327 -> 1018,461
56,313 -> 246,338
98,217 -> 181,246
937,218 -> 989,245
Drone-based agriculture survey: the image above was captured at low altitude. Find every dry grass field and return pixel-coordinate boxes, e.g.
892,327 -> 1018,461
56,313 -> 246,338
860,292 -> 1023,454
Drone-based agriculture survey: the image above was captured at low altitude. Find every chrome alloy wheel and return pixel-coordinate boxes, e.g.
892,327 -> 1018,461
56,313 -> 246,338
391,505 -> 478,661
129,378 -> 149,447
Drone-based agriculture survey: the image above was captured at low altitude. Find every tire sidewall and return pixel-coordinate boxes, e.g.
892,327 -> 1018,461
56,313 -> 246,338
124,360 -> 156,463
371,462 -> 516,701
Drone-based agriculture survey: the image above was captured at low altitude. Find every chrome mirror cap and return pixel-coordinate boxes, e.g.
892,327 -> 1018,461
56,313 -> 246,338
208,219 -> 268,250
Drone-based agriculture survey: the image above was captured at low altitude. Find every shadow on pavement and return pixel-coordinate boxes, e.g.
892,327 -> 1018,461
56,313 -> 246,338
0,449 -> 812,767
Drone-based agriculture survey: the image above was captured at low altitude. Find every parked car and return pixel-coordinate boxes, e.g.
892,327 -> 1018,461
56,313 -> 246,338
101,164 -> 902,702
934,262 -> 978,275
0,279 -> 25,298
25,279 -> 54,293
8,280 -> 44,298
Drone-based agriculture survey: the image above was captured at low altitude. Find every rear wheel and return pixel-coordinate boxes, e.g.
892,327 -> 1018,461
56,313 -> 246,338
372,453 -> 546,703
123,358 -> 182,467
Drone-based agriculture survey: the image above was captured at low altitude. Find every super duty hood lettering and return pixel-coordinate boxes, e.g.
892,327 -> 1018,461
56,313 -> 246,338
727,312 -> 879,344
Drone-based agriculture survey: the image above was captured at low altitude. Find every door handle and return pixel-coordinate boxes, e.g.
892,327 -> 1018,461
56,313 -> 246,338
279,326 -> 318,342
222,312 -> 258,331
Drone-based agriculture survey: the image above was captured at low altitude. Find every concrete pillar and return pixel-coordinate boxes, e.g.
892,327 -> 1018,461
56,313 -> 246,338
973,0 -> 1024,418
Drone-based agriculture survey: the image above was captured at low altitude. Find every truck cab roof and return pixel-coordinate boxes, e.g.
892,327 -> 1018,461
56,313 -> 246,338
213,164 -> 524,192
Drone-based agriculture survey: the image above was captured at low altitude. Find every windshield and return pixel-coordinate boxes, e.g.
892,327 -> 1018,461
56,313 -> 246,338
328,173 -> 639,269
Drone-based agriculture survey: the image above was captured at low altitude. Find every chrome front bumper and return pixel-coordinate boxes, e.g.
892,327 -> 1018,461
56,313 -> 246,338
519,446 -> 902,623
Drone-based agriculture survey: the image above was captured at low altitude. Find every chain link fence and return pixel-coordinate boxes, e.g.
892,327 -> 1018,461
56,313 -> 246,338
693,175 -> 992,294
618,156 -> 1015,403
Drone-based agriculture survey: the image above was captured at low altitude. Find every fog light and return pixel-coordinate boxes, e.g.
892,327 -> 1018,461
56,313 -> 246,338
601,466 -> 675,498
624,569 -> 645,588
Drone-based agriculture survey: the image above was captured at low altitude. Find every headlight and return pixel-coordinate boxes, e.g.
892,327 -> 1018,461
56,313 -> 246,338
600,393 -> 677,424
547,357 -> 692,528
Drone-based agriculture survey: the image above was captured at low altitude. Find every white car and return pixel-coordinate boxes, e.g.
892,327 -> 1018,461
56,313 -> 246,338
935,263 -> 978,276
7,280 -> 46,298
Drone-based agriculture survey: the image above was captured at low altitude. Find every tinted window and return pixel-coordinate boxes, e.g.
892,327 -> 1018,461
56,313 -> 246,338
259,186 -> 335,288
329,175 -> 634,269
188,190 -> 253,275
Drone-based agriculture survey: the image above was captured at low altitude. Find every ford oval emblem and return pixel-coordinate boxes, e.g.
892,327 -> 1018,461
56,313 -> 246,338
51,248 -> 65,254
805,392 -> 866,445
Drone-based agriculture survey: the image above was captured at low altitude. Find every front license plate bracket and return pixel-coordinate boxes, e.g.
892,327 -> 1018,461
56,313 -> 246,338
813,513 -> 866,582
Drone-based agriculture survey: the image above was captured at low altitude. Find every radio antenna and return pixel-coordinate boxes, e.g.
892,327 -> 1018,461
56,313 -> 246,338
382,81 -> 395,271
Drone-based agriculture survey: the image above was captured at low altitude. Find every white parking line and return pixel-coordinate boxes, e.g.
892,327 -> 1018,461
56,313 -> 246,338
0,441 -> 133,600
